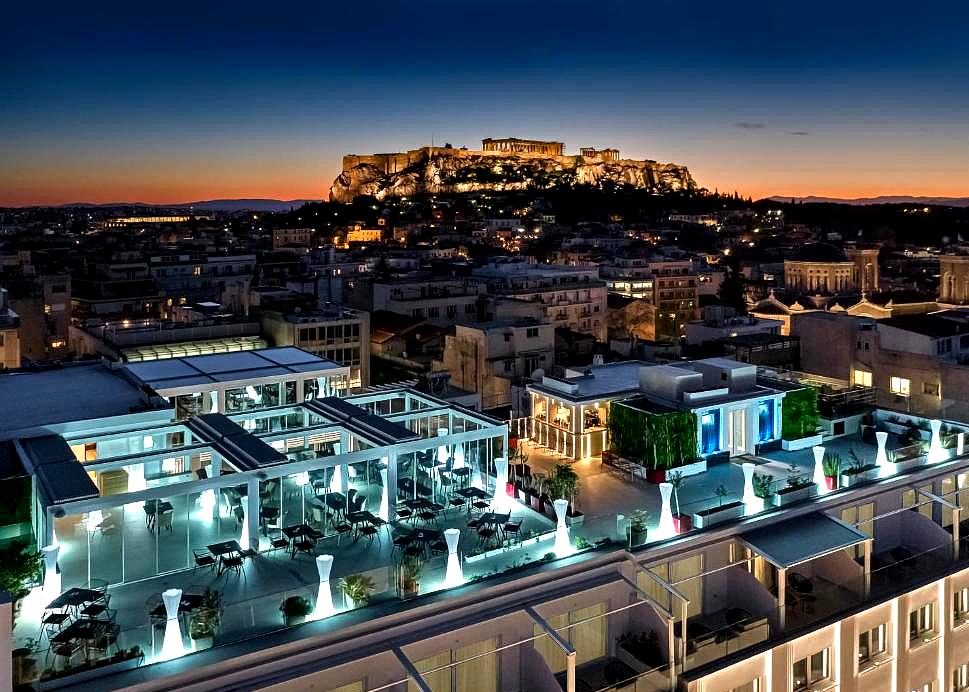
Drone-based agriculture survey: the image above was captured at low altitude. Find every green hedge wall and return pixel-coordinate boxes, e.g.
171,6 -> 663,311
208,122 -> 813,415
607,403 -> 698,470
781,386 -> 820,440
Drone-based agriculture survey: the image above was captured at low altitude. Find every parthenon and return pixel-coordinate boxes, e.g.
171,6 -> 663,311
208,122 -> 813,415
481,137 -> 564,156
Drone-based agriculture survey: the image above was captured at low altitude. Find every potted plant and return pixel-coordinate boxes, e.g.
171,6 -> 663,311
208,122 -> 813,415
839,453 -> 880,487
752,473 -> 775,501
547,463 -> 584,524
398,555 -> 423,598
822,452 -> 841,490
338,573 -> 376,609
771,464 -> 818,506
188,589 -> 222,651
667,470 -> 691,533
627,511 -> 649,547
693,484 -> 744,528
280,595 -> 312,626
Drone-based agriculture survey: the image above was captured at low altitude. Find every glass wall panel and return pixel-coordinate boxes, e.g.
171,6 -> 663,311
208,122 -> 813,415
88,504 -> 124,585
124,501 -> 157,583
157,493 -> 189,574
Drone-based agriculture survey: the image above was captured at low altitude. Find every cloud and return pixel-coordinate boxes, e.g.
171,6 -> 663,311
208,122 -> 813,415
734,122 -> 767,130
788,131 -> 811,136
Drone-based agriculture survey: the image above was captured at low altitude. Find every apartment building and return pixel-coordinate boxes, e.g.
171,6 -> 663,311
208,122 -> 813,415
436,318 -> 554,413
260,304 -> 371,389
148,251 -> 256,306
473,259 -> 608,341
794,309 -> 969,421
601,257 -> 700,339
0,287 -> 20,368
685,306 -> 783,347
348,276 -> 484,327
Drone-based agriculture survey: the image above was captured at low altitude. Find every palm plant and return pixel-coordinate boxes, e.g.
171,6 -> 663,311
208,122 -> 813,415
667,470 -> 685,518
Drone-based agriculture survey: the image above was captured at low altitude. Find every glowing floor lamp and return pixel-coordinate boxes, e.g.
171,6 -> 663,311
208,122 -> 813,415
437,428 -> 450,465
314,554 -> 335,619
296,471 -> 310,523
875,432 -> 890,469
812,446 -> 826,486
159,588 -> 185,661
553,498 -> 573,557
657,482 -> 675,538
742,462 -> 761,513
443,528 -> 463,588
379,464 -> 389,521
492,457 -> 509,511
928,419 -> 946,463
239,509 -> 250,550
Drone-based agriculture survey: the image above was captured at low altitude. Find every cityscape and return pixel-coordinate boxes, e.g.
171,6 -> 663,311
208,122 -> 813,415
3,3 -> 969,692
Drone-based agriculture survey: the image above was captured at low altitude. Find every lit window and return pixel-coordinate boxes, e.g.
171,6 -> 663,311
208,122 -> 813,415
891,376 -> 911,397
909,602 -> 935,641
792,649 -> 829,690
955,587 -> 969,625
858,623 -> 888,669
955,663 -> 969,692
853,369 -> 873,387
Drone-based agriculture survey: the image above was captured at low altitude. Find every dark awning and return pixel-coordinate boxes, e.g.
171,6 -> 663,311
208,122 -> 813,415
741,512 -> 869,569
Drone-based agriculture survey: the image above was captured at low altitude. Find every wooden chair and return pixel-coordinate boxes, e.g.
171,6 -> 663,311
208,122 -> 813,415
503,519 -> 523,544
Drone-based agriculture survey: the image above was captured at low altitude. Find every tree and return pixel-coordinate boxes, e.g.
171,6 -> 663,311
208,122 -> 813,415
718,255 -> 747,315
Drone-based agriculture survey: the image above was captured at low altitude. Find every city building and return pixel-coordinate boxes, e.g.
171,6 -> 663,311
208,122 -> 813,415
784,243 -> 880,294
259,304 -> 370,390
939,254 -> 969,305
121,347 -> 350,419
601,258 -> 700,339
0,287 -> 21,369
347,277 -> 483,327
2,272 -> 71,361
271,227 -> 314,251
70,314 -> 265,363
148,251 -> 256,307
685,306 -> 783,347
473,259 -> 608,341
525,357 -> 787,460
436,318 -> 554,414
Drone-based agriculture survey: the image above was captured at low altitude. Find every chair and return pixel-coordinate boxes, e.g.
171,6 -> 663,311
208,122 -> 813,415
194,549 -> 217,572
396,506 -> 413,522
392,533 -> 413,556
429,540 -> 448,556
503,520 -> 523,544
292,539 -> 315,558
51,640 -> 83,670
477,527 -> 497,547
239,546 -> 258,560
221,555 -> 245,579
158,510 -> 174,532
448,497 -> 466,512
269,533 -> 290,555
81,594 -> 111,619
417,510 -> 437,525
41,612 -> 70,641
359,525 -> 379,543
333,522 -> 352,545
233,505 -> 245,527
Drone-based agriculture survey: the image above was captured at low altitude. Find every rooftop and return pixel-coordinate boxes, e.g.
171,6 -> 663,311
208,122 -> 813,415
528,360 -> 649,402
880,311 -> 969,338
123,346 -> 345,392
0,363 -> 159,439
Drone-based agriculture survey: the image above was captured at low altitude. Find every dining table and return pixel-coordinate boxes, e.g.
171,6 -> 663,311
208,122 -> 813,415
50,617 -> 109,658
46,587 -> 104,614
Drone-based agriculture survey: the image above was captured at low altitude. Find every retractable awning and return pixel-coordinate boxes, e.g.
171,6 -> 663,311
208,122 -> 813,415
741,512 -> 869,569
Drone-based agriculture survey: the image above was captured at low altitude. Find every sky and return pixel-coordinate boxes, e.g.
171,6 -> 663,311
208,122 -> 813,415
2,0 -> 968,206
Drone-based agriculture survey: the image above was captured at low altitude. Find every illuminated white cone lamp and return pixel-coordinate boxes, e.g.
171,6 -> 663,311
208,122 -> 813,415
159,588 -> 185,661
492,456 -> 509,511
437,428 -> 449,465
239,510 -> 249,550
330,464 -> 344,494
553,498 -> 573,557
314,554 -> 335,619
742,462 -> 761,512
812,445 -> 826,486
958,432 -> 965,456
657,482 -> 676,538
443,528 -> 464,588
453,443 -> 465,469
875,431 -> 890,469
379,464 -> 389,521
928,419 -> 946,463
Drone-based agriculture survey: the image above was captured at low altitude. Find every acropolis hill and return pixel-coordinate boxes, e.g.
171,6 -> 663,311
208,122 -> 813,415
328,137 -> 696,202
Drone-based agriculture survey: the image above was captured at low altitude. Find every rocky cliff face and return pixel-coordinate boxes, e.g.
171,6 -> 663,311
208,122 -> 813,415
329,150 -> 695,202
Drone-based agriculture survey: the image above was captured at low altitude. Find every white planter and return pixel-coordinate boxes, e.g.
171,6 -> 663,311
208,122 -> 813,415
770,484 -> 818,507
465,530 -> 556,563
692,501 -> 745,528
675,458 -> 708,478
192,635 -> 213,651
782,434 -> 823,451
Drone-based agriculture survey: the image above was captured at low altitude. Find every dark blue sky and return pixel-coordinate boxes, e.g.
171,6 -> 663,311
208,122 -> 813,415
2,0 -> 967,204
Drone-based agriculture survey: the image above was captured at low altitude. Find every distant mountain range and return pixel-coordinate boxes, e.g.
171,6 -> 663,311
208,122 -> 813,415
766,195 -> 969,207
46,199 -> 319,212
